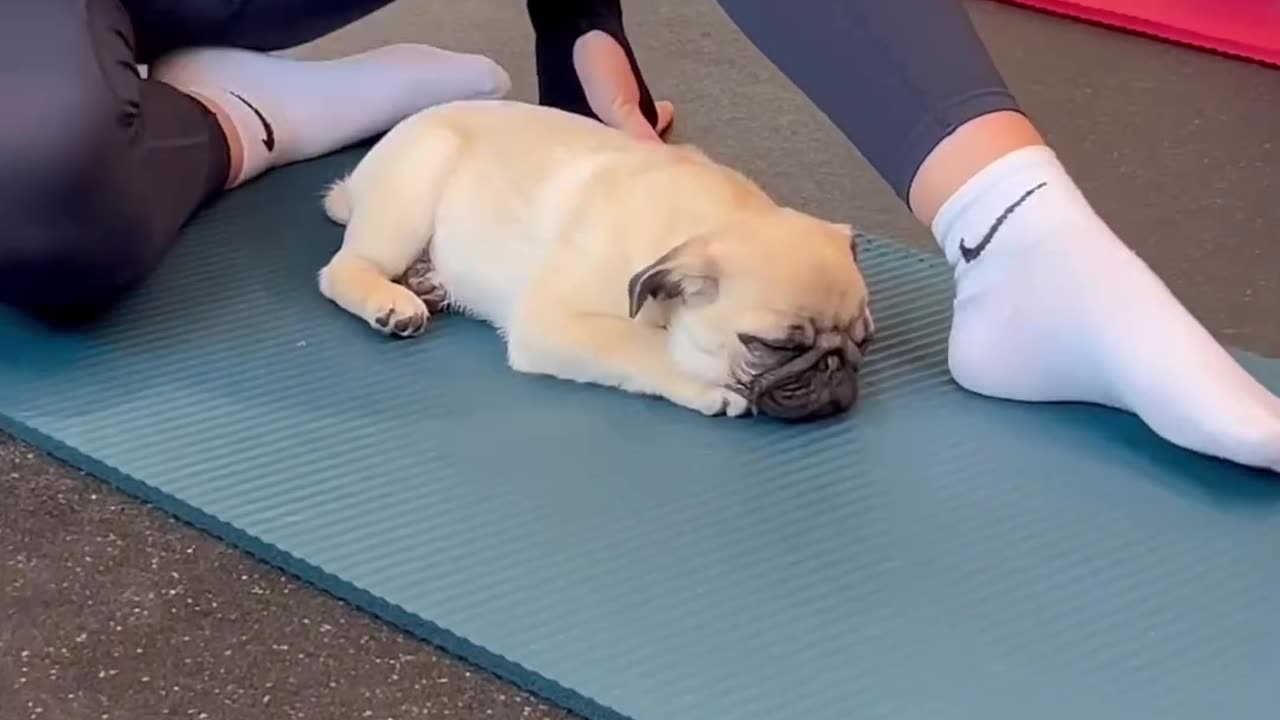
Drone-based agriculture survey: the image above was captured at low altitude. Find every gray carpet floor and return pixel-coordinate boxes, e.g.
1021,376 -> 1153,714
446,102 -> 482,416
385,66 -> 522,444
3,1 -> 1278,718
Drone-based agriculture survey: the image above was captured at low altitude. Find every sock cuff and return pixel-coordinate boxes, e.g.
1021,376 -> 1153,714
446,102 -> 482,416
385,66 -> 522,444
930,144 -> 1065,261
199,87 -> 275,185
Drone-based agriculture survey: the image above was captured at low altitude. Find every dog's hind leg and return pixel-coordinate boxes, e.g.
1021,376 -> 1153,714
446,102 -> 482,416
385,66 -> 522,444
318,124 -> 462,337
322,176 -> 355,225
397,253 -> 450,315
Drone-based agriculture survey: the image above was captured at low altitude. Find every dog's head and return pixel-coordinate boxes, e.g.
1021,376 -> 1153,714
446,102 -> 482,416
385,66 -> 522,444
628,208 -> 874,421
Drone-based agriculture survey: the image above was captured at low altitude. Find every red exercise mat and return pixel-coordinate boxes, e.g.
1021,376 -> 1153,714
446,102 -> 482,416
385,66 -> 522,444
995,0 -> 1280,68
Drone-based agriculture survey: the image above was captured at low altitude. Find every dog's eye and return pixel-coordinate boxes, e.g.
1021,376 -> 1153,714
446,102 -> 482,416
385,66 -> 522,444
739,333 -> 800,354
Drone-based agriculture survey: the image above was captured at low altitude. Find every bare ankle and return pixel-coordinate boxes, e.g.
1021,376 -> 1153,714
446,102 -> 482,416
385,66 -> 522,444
185,90 -> 244,187
908,110 -> 1046,227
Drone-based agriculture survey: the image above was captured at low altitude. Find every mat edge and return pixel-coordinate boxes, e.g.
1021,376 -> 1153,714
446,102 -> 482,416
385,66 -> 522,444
0,412 -> 632,720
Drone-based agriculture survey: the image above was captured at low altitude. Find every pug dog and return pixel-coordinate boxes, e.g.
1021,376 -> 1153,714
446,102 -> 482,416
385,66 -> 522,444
318,99 -> 874,420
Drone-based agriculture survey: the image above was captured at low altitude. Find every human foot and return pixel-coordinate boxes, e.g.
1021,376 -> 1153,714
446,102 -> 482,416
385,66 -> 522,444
527,0 -> 672,141
573,30 -> 674,141
932,145 -> 1280,472
151,44 -> 510,187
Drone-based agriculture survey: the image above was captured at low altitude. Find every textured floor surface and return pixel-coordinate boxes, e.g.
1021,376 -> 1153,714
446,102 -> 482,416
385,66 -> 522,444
3,1 -> 1278,719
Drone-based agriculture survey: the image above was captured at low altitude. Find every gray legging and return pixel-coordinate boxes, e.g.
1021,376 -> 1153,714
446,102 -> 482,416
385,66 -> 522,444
0,0 -> 1019,324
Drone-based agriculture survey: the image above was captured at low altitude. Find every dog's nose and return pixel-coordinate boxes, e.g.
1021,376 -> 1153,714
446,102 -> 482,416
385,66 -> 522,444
753,353 -> 859,422
821,350 -> 858,380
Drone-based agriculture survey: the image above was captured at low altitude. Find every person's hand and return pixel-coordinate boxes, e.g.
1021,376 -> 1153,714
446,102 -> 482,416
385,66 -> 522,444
573,30 -> 674,142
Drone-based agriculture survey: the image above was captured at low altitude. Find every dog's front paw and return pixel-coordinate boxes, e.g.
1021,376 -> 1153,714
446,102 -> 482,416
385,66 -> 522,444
367,284 -> 430,338
678,384 -> 750,418
717,388 -> 751,418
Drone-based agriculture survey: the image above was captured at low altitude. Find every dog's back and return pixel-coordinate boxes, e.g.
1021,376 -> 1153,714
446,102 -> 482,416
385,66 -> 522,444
331,99 -> 773,329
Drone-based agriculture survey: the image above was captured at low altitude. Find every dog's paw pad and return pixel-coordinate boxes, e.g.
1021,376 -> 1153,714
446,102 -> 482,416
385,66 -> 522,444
719,390 -> 750,418
368,286 -> 429,338
378,311 -> 425,336
398,257 -> 450,314
410,280 -> 449,315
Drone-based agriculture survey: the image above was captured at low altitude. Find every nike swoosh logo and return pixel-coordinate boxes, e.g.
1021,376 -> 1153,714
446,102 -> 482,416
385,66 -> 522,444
227,91 -> 276,152
958,181 -> 1048,263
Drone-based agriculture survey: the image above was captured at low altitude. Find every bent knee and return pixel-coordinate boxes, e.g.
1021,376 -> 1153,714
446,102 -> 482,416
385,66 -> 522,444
0,34 -> 168,323
0,219 -> 160,326
0,136 -> 158,325
2,78 -> 135,197
0,132 -> 154,323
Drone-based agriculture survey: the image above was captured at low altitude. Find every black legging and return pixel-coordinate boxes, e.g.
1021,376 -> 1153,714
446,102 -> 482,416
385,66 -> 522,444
0,0 -> 1019,325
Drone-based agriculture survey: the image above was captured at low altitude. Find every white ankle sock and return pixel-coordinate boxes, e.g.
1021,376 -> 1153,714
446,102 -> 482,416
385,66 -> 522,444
931,145 -> 1280,472
151,44 -> 511,185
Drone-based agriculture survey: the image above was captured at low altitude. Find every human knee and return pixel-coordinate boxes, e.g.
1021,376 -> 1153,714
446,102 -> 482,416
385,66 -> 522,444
7,77 -> 132,193
0,93 -> 154,323
0,218 -> 155,327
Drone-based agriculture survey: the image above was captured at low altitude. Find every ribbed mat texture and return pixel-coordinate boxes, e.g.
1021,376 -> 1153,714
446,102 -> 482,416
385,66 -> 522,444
2,147 -> 1279,720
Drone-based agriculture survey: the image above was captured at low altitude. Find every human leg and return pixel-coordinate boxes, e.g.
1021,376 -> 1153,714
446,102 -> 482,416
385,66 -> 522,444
526,0 -> 673,141
715,0 -> 1280,471
150,43 -> 510,187
127,0 -> 509,188
0,0 -> 509,324
121,0 -> 402,60
0,0 -> 230,323
130,0 -> 669,142
714,0 -> 1021,207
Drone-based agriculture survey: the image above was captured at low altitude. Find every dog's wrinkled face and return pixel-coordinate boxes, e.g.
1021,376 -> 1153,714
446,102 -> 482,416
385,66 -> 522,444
628,209 -> 875,421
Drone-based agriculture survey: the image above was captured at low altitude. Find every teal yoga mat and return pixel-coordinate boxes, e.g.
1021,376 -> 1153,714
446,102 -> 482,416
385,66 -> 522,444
2,146 -> 1278,720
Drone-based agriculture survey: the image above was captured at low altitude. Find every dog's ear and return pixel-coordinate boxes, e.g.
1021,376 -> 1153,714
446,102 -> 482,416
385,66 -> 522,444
627,239 -> 720,318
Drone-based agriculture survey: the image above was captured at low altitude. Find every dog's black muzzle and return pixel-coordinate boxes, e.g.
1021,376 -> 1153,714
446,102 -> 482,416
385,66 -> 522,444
740,331 -> 871,422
